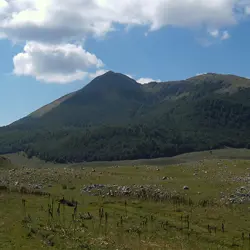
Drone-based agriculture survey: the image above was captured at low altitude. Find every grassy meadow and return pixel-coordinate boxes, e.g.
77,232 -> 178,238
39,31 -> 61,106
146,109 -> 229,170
1,149 -> 250,249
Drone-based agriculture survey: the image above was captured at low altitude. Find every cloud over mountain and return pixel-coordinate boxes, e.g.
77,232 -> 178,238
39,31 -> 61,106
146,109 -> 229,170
13,42 -> 103,83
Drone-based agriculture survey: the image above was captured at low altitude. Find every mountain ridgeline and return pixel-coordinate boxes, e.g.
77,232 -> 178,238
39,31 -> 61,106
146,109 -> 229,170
1,71 -> 250,163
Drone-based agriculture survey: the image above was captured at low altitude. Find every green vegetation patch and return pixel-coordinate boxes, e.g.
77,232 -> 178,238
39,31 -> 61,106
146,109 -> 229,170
1,151 -> 250,249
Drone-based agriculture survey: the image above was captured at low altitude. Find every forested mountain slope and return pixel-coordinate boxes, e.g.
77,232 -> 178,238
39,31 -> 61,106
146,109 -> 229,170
1,71 -> 250,162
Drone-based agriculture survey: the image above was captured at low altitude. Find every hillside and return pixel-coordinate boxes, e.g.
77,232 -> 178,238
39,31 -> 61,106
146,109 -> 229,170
11,71 -> 146,128
0,156 -> 12,168
1,71 -> 250,163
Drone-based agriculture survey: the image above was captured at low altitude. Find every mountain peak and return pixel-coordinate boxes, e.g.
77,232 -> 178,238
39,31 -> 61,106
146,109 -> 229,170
86,70 -> 139,90
96,70 -> 116,78
104,70 -> 115,75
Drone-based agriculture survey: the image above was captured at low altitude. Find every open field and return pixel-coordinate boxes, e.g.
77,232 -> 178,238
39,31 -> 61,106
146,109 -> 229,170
1,149 -> 250,249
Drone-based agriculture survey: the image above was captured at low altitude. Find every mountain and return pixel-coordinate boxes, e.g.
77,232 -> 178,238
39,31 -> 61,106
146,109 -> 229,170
11,71 -> 146,129
1,71 -> 250,163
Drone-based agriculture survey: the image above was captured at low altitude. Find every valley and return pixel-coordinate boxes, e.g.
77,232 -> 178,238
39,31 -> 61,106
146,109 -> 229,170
1,149 -> 250,249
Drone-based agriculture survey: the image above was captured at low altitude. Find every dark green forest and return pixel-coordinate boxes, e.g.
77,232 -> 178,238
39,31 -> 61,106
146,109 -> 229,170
1,71 -> 250,163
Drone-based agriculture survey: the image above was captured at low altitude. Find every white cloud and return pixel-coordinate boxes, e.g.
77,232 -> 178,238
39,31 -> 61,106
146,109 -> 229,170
1,0 -> 250,43
0,0 -> 7,9
88,69 -> 109,79
246,6 -> 250,14
137,77 -> 161,84
126,74 -> 134,79
208,29 -> 230,41
13,42 -> 104,83
209,29 -> 219,38
0,0 -> 249,83
221,30 -> 230,40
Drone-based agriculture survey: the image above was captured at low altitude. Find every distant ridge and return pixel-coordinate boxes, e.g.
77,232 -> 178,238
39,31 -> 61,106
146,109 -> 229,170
1,72 -> 250,163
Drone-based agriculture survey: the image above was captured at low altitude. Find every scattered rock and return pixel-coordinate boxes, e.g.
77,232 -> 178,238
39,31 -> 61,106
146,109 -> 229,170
224,186 -> 250,204
183,186 -> 189,190
81,183 -> 181,202
33,184 -> 42,189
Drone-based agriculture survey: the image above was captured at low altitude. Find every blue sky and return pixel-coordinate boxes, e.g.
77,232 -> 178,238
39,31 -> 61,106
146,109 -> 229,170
1,0 -> 250,126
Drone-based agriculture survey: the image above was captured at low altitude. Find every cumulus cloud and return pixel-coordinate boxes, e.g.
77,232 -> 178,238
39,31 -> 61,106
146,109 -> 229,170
0,0 -> 7,9
13,42 -> 104,83
1,0 -> 250,43
137,77 -> 161,84
0,0 -> 250,83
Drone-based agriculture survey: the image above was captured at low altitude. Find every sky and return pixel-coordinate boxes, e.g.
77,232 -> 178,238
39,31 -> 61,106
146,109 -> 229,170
1,0 -> 250,126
